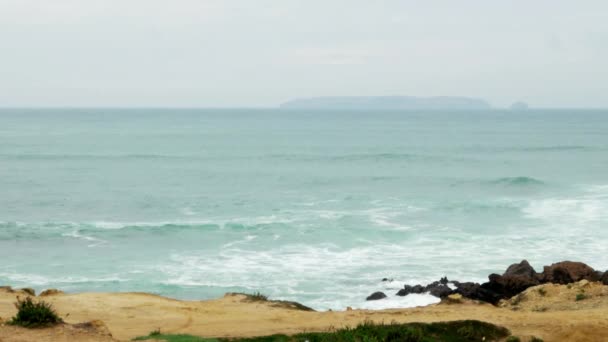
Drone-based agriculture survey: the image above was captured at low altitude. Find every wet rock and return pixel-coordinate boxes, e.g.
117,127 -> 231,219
540,261 -> 596,284
602,271 -> 608,285
366,291 -> 387,301
453,282 -> 501,303
381,278 -> 394,282
396,284 -> 425,296
440,276 -> 449,285
428,284 -> 453,298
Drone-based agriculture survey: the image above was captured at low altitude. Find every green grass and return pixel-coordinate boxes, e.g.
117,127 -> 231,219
8,297 -> 63,328
133,333 -> 218,342
133,320 -> 511,342
575,293 -> 587,301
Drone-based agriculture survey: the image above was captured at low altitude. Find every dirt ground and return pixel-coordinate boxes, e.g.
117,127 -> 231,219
1,280 -> 607,342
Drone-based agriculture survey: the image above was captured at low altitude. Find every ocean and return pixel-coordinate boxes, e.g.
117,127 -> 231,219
1,108 -> 607,310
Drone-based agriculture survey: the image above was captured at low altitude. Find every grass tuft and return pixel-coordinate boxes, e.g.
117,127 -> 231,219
134,320 -> 511,342
8,297 -> 63,328
575,293 -> 587,301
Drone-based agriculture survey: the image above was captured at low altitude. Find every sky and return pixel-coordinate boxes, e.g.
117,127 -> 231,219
0,0 -> 607,108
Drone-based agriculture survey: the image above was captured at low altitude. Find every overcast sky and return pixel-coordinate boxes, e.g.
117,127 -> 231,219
1,0 -> 607,108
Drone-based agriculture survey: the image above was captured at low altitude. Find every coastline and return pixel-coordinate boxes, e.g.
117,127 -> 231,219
2,261 -> 608,341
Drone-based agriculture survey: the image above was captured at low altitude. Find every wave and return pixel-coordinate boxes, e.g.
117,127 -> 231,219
516,145 -> 595,152
0,153 -> 191,161
0,152 -> 463,164
523,185 -> 608,224
488,176 -> 545,187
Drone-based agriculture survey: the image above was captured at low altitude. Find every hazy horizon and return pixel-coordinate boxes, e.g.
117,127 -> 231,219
1,1 -> 607,108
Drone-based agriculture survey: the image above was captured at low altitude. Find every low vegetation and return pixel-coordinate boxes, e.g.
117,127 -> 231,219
133,320 -> 511,342
8,297 -> 63,328
229,292 -> 314,312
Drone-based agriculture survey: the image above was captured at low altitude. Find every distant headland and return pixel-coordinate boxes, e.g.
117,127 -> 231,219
280,96 -> 492,110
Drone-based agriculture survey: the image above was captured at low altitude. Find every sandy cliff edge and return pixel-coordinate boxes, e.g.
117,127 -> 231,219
1,281 -> 608,341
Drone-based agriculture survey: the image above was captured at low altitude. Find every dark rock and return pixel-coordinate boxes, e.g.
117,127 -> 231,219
480,271 -> 539,303
540,261 -> 596,284
396,284 -> 426,296
503,260 -> 538,279
381,278 -> 394,282
591,271 -> 604,282
454,282 -> 480,298
428,285 -> 453,298
440,276 -> 448,285
602,271 -> 608,285
366,291 -> 387,301
452,282 -> 500,303
424,281 -> 454,298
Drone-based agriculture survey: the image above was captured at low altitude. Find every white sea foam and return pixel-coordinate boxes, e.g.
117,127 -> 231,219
523,185 -> 608,224
355,293 -> 440,310
62,230 -> 107,247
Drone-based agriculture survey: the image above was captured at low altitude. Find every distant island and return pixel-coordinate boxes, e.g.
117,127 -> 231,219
280,96 -> 492,110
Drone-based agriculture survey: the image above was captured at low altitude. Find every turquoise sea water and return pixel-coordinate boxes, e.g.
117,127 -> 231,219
1,108 -> 607,310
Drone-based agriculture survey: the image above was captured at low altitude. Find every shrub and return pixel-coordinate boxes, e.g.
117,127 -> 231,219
537,288 -> 547,297
8,297 -> 63,328
506,337 -> 521,342
249,292 -> 268,301
575,293 -> 587,301
530,337 -> 544,342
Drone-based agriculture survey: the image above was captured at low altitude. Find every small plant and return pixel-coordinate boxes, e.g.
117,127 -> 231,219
537,288 -> 547,297
567,284 -> 572,289
530,337 -> 544,342
575,293 -> 587,301
8,297 -> 63,328
248,292 -> 268,301
506,336 -> 521,342
149,328 -> 161,336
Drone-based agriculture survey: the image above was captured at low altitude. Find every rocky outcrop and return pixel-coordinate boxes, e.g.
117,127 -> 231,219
17,288 -> 36,296
366,291 -> 387,301
40,289 -> 65,297
396,284 -> 425,296
540,261 -> 597,284
386,260 -> 604,305
503,260 -> 538,278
